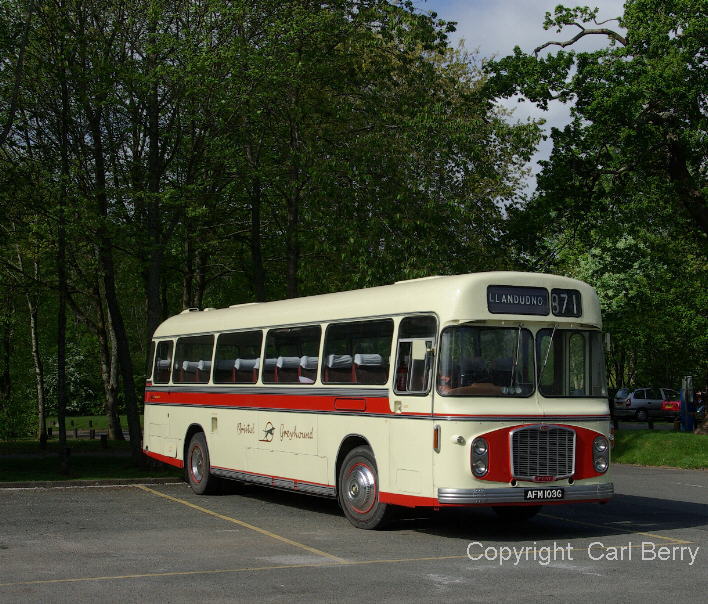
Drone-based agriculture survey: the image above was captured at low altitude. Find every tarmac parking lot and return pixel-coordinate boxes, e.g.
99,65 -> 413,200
1,464 -> 706,603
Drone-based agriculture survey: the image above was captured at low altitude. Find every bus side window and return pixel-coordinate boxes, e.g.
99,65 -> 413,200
214,331 -> 263,384
322,319 -> 393,385
173,335 -> 214,384
262,326 -> 321,384
153,340 -> 173,384
394,315 -> 436,394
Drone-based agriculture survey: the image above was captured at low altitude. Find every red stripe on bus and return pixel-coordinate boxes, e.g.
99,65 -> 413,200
378,492 -> 439,507
143,449 -> 184,469
145,390 -> 393,414
432,413 -> 609,418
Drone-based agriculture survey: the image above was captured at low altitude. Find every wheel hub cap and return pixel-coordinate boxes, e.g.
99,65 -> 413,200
191,447 -> 204,482
345,464 -> 376,514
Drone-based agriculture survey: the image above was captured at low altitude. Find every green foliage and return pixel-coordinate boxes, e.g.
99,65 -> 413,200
43,345 -> 101,416
0,396 -> 35,440
0,0 -> 539,433
485,1 -> 707,388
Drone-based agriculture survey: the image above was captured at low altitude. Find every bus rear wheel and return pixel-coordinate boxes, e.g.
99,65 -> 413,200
186,432 -> 218,495
338,446 -> 391,530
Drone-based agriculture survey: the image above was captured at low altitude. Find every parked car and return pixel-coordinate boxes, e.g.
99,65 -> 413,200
613,387 -> 680,421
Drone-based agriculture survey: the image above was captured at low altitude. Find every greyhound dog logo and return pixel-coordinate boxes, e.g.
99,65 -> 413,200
259,421 -> 275,443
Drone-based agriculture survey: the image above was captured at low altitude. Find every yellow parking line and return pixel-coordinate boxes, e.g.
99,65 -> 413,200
539,513 -> 694,544
0,542 -> 699,587
135,485 -> 346,563
0,563 -> 332,587
0,555 -> 470,588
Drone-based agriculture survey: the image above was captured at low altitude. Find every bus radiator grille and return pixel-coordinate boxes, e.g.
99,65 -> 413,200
510,425 -> 575,480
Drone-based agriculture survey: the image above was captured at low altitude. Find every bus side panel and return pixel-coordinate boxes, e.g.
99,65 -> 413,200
387,418 -> 434,497
319,415 -> 392,493
143,403 -> 178,459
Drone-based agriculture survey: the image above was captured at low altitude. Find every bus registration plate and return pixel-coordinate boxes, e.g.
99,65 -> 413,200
524,488 -> 565,501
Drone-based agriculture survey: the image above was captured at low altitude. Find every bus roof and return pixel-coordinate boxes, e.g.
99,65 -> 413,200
152,272 -> 601,339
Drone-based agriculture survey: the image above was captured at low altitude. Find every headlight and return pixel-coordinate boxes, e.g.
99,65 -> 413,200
593,436 -> 609,454
472,437 -> 488,456
472,459 -> 488,477
471,437 -> 489,477
594,457 -> 609,473
592,435 -> 609,473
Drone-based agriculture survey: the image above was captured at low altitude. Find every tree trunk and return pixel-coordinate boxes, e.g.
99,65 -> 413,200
144,13 -> 164,349
250,176 -> 266,301
57,9 -> 70,472
666,136 -> 708,236
181,229 -> 193,310
286,189 -> 300,299
87,101 -> 142,460
244,140 -> 266,302
0,301 -> 12,412
194,248 -> 206,309
27,261 -> 47,448
95,278 -> 124,441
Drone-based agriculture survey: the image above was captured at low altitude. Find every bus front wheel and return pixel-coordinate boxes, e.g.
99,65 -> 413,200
186,432 -> 218,495
338,446 -> 391,530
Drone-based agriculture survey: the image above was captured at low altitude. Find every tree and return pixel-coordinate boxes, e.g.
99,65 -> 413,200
484,1 -> 707,389
0,0 -> 541,453
486,0 -> 706,237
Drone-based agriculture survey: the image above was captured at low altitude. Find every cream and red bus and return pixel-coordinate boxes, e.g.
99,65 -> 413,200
143,272 -> 612,529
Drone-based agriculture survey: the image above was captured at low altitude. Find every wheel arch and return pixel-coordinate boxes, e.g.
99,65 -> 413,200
335,434 -> 373,493
183,423 -> 206,464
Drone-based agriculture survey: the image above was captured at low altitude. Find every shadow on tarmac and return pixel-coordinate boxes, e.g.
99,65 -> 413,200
208,479 -> 707,541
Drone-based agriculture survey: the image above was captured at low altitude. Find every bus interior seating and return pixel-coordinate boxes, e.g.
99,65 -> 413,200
261,358 -> 277,382
354,353 -> 387,385
325,354 -> 353,383
234,358 -> 259,383
299,356 -> 318,383
155,359 -> 171,382
180,360 -> 200,382
215,359 -> 237,382
276,356 -> 301,383
197,360 -> 212,382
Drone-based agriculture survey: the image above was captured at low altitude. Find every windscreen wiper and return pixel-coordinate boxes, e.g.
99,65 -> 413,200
508,325 -> 522,393
539,323 -> 558,380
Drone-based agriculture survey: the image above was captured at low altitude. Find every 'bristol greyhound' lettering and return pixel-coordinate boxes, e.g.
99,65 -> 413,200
279,425 -> 314,441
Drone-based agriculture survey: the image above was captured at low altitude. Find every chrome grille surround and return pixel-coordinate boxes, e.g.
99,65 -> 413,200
510,424 -> 576,480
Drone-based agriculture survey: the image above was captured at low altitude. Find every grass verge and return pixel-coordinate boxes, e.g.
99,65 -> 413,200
45,415 -> 141,431
613,430 -> 707,469
0,439 -> 181,483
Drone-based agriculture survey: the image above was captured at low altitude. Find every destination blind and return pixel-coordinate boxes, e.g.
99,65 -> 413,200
487,285 -> 583,317
487,285 -> 549,315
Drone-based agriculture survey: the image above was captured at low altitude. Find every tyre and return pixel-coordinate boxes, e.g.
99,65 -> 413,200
493,505 -> 542,521
635,408 -> 648,422
186,432 -> 218,495
338,446 -> 392,529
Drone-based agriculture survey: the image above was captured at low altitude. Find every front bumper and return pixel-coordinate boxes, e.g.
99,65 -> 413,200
438,482 -> 613,505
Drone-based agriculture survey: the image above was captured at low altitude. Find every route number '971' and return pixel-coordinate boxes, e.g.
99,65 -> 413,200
551,289 -> 582,318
